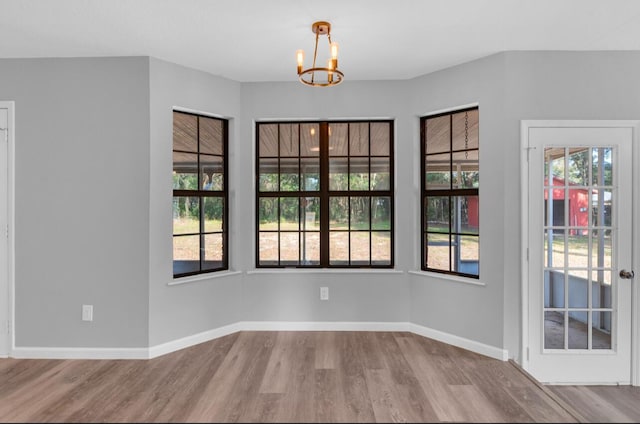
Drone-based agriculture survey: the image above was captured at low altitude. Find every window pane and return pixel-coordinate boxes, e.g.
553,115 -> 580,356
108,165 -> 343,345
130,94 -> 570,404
259,124 -> 279,157
350,196 -> 370,230
370,122 -> 390,156
301,158 -> 319,191
425,196 -> 449,233
566,231 -> 588,268
568,311 -> 589,350
280,232 -> 300,265
371,197 -> 391,230
567,147 -> 589,186
452,151 -> 478,189
279,123 -> 299,157
568,269 -> 588,309
173,112 -> 197,152
452,109 -> 478,151
279,158 -> 299,191
329,123 -> 348,156
371,157 -> 390,190
544,230 -> 565,269
425,115 -> 450,154
372,231 -> 391,265
545,270 -> 565,308
544,311 -> 565,349
173,235 -> 200,274
455,235 -> 478,276
259,198 -> 278,230
259,158 -> 279,192
330,197 -> 349,230
329,158 -> 348,191
426,233 -> 450,271
173,152 -> 198,190
592,189 -> 612,227
300,123 -> 320,156
592,311 -> 612,349
544,148 -> 565,186
592,147 -> 612,186
350,232 -> 370,265
199,117 -> 223,155
173,197 -> 199,234
203,197 -> 223,232
203,234 -> 223,270
301,197 -> 320,231
349,157 -> 369,190
302,232 -> 320,265
545,189 -> 565,227
425,153 -> 450,189
201,155 -> 224,191
280,197 -> 299,230
452,196 -> 479,235
592,270 -> 612,309
259,232 -> 278,265
330,231 -> 349,265
349,123 -> 369,156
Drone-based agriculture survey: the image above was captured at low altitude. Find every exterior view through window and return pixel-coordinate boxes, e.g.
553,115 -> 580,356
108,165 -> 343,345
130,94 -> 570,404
421,107 -> 479,277
256,121 -> 394,267
172,111 -> 229,277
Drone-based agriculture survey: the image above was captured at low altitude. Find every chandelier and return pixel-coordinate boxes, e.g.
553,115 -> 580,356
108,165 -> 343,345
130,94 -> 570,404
296,21 -> 344,87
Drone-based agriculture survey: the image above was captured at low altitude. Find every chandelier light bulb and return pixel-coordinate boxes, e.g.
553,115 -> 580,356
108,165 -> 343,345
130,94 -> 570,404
296,49 -> 305,74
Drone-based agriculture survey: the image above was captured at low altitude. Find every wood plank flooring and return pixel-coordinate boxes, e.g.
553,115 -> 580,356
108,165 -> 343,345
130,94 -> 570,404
0,331 -> 636,422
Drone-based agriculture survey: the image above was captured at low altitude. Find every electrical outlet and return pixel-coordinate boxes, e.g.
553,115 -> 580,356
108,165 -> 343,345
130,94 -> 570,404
82,305 -> 93,321
320,286 -> 329,300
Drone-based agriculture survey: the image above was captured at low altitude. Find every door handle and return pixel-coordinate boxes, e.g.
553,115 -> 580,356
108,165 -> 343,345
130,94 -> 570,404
620,269 -> 635,279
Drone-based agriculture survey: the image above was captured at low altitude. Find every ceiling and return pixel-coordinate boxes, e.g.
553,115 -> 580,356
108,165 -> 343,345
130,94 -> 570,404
2,0 -> 640,83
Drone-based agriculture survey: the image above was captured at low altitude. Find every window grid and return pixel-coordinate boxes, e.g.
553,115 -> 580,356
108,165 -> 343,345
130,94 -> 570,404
257,121 -> 394,268
173,111 -> 228,278
421,107 -> 479,278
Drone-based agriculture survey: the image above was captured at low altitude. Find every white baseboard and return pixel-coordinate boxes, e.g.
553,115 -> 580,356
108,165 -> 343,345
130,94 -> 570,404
10,321 -> 508,361
10,346 -> 149,360
241,321 -> 411,332
409,322 -> 509,361
148,322 -> 243,359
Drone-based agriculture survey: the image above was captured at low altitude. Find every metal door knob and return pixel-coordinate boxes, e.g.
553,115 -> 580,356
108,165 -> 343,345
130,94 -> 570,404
620,270 -> 635,279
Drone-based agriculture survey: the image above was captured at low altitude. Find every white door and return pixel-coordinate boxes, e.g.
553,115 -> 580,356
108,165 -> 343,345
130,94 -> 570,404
0,106 -> 8,356
524,123 -> 635,384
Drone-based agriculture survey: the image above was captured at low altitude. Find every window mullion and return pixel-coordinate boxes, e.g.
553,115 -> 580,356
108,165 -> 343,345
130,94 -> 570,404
320,123 -> 330,267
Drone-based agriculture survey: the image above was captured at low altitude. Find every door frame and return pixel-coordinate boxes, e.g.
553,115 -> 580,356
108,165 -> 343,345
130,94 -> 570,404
0,101 -> 15,357
520,120 -> 640,385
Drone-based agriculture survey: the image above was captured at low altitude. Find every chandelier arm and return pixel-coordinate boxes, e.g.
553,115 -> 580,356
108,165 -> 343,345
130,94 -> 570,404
311,31 -> 319,84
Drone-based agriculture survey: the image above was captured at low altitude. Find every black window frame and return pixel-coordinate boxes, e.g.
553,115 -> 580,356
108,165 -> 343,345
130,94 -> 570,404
420,107 -> 479,278
256,120 -> 395,268
172,110 -> 229,278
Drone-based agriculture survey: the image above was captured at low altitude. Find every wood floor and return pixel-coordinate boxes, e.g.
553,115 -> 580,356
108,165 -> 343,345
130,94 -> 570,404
0,331 -> 637,423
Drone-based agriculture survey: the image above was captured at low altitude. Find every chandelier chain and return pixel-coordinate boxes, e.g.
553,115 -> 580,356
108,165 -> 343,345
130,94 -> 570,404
464,112 -> 469,159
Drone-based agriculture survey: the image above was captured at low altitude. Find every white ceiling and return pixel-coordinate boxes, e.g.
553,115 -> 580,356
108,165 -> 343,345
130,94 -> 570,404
1,0 -> 640,82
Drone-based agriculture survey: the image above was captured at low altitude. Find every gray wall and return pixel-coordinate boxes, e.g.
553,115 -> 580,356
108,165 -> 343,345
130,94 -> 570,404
148,58 -> 243,346
501,51 -> 640,359
5,52 -> 640,356
0,57 -> 150,347
239,81 -> 413,323
408,53 -> 507,350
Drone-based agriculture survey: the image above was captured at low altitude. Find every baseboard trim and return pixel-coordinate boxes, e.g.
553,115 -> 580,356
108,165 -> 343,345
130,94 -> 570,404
409,322 -> 509,361
10,346 -> 149,360
10,321 -> 508,361
241,321 -> 411,332
148,322 -> 243,359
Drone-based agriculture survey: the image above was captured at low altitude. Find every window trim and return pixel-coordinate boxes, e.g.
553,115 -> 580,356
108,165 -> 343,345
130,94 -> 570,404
255,120 -> 395,269
172,110 -> 229,278
420,106 -> 479,278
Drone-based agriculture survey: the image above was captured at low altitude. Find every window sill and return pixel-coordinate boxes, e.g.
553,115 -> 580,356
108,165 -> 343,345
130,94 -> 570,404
408,270 -> 485,287
169,270 -> 242,286
246,269 -> 405,275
